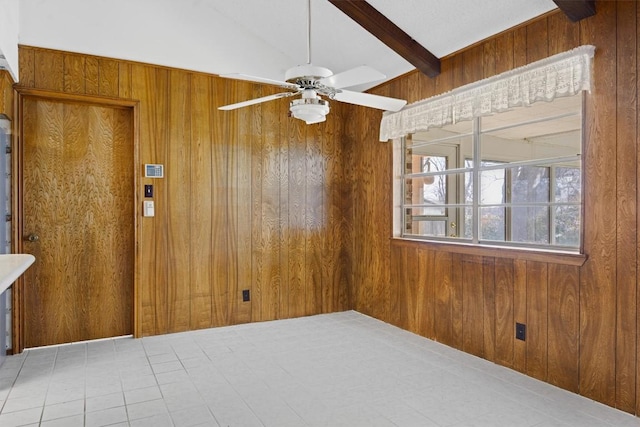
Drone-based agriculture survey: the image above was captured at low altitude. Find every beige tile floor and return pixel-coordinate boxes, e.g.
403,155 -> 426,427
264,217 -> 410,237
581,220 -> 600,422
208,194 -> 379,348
0,311 -> 637,427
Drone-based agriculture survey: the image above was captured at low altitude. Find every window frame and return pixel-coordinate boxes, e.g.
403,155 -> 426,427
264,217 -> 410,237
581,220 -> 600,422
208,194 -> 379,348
399,95 -> 584,254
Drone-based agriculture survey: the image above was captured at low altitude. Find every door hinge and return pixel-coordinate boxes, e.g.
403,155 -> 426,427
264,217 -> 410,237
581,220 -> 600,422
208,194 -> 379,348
5,146 -> 10,154
5,214 -> 11,222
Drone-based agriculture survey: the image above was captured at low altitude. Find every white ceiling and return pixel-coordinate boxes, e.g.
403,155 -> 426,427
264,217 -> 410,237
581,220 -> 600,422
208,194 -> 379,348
17,0 -> 558,90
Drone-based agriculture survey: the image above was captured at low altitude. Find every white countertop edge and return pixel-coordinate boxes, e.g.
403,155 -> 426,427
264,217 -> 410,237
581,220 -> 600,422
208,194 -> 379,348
0,254 -> 36,294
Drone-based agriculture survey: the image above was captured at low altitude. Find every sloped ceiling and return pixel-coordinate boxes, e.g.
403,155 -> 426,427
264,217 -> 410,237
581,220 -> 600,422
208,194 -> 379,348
18,0 -> 558,89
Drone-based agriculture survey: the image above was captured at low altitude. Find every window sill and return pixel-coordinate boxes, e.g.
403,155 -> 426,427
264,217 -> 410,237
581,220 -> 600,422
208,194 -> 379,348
391,238 -> 587,266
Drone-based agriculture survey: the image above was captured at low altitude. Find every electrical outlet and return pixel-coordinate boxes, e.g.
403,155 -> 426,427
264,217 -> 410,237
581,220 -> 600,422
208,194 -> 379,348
516,323 -> 526,341
242,289 -> 250,302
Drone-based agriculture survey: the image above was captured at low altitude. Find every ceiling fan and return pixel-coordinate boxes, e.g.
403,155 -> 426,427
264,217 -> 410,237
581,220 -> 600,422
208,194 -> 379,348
218,0 -> 407,124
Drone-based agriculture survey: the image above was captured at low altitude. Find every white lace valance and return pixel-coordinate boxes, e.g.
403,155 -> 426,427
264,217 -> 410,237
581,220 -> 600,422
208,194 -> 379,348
379,45 -> 595,141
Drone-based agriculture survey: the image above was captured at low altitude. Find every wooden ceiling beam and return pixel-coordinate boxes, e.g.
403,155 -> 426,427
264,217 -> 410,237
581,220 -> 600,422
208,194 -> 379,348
552,0 -> 596,22
328,0 -> 440,78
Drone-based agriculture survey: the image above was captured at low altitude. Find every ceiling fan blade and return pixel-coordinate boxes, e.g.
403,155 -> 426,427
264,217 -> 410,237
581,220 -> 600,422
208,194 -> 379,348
319,65 -> 386,89
220,73 -> 300,90
333,90 -> 406,112
218,91 -> 300,111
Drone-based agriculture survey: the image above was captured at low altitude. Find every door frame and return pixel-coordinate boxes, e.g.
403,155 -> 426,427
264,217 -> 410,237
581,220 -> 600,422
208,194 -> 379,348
12,87 -> 140,353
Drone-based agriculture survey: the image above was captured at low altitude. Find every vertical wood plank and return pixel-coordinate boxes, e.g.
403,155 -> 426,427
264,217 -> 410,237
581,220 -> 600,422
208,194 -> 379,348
34,50 -> 63,92
99,59 -> 120,97
616,0 -> 637,413
525,18 -> 549,63
118,63 -> 132,99
305,120 -> 324,316
189,73 -> 213,329
526,261 -> 548,381
211,77 -> 230,327
288,118 -> 306,318
421,248 -> 436,339
233,81 -> 253,324
513,259 -> 527,373
131,65 -> 158,336
260,90 -> 281,321
250,85 -> 264,322
483,257 -> 496,362
451,253 -> 464,349
18,47 -> 36,88
85,57 -> 99,95
548,11 -> 580,55
166,70 -> 191,333
579,0 -> 617,407
547,264 -> 579,393
462,255 -> 484,357
63,54 -> 85,94
434,251 -> 454,347
494,258 -> 514,368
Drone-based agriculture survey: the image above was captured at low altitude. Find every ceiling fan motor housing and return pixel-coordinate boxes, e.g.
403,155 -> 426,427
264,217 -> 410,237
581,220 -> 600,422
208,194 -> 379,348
285,64 -> 333,87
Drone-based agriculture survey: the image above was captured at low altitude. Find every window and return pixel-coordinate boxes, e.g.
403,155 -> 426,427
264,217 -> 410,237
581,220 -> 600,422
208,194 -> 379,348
401,94 -> 582,252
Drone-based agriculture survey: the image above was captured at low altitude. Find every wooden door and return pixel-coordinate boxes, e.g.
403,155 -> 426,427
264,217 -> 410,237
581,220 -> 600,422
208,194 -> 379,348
21,96 -> 134,348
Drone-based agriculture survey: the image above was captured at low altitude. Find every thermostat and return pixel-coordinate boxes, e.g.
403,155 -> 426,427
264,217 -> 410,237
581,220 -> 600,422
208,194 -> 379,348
145,164 -> 164,178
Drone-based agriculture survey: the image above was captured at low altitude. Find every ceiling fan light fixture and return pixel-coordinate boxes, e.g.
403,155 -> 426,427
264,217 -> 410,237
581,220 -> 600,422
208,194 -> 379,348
290,97 -> 330,125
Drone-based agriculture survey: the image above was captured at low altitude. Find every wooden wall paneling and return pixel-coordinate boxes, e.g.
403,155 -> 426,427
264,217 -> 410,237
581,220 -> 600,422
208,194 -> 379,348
189,73 -> 213,329
305,118 -> 324,316
34,49 -> 64,92
513,259 -> 527,373
421,248 -> 436,339
547,264 -> 579,393
259,88 -> 281,321
525,18 -> 549,63
278,106 -> 291,320
548,8 -> 580,55
434,251 -> 454,347
637,0 -> 640,416
342,104 -> 356,311
18,47 -> 35,88
63,54 -> 85,94
131,65 -> 159,335
351,107 -> 371,315
450,253 -> 464,349
84,56 -> 100,95
579,0 -> 618,407
322,115 -> 338,313
402,245 -> 420,332
482,39 -> 496,80
211,77 -> 231,327
525,261 -> 548,381
494,32 -> 515,75
166,70 -> 192,333
233,81 -> 253,325
85,57 -> 99,96
462,45 -> 484,85
482,257 -> 496,362
223,79 -> 241,326
513,27 -> 528,68
152,68 -> 170,335
250,86 -> 264,322
393,245 -> 408,330
332,103 -> 350,311
99,59 -> 119,97
462,255 -> 484,357
118,63 -> 132,99
615,0 -> 638,413
494,258 -> 514,368
434,58 -> 454,97
287,108 -> 306,318
0,71 -> 13,116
